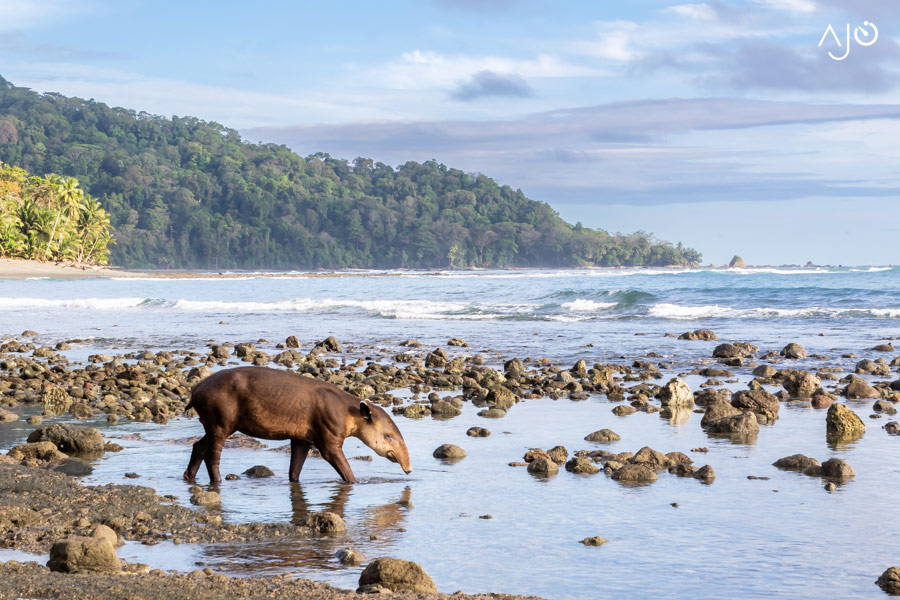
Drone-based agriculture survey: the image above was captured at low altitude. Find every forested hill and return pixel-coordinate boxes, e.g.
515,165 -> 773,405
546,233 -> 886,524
0,76 -> 701,269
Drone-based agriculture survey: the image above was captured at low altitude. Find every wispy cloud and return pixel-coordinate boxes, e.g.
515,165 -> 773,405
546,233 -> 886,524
449,70 -> 532,101
0,0 -> 88,32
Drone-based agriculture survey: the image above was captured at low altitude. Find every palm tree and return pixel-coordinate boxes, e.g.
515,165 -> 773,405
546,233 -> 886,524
76,195 -> 112,264
55,177 -> 84,255
41,174 -> 64,259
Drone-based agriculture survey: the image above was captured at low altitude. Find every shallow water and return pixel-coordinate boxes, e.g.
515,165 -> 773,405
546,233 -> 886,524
1,267 -> 899,598
2,375 -> 898,599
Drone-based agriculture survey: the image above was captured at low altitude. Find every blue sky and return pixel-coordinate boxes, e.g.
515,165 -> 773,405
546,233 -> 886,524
1,0 -> 899,265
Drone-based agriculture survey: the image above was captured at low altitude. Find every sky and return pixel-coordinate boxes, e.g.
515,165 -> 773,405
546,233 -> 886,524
1,0 -> 898,265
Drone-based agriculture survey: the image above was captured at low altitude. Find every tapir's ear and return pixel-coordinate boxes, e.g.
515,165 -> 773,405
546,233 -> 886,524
359,401 -> 372,421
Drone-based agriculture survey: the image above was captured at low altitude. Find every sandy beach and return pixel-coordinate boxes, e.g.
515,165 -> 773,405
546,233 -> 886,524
0,259 -> 120,280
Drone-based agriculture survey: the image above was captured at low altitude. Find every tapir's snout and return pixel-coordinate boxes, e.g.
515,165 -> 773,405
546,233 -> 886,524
386,449 -> 412,475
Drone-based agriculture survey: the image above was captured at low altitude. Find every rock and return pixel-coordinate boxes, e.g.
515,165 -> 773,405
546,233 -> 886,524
504,358 -> 525,379
336,547 -> 367,566
91,524 -> 121,548
873,343 -> 895,352
466,427 -> 491,437
225,473 -> 240,480
315,336 -> 342,353
26,415 -> 42,426
584,429 -> 620,443
678,329 -> 718,341
780,343 -> 807,359
668,463 -> 696,477
782,371 -> 821,398
706,411 -> 760,436
358,557 -> 437,594
526,457 -> 559,476
402,404 -> 430,419
843,378 -> 880,400
21,330 -> 39,337
0,408 -> 17,422
825,482 -> 836,492
658,377 -> 694,408
874,399 -> 898,415
447,337 -> 468,347
486,386 -> 517,410
190,491 -> 221,506
566,457 -> 600,474
210,345 -> 230,359
694,388 -> 732,407
243,465 -> 274,478
9,441 -> 66,462
40,386 -> 72,416
425,348 -> 448,368
611,464 -> 658,483
811,395 -> 834,409
773,454 -> 820,471
547,445 -> 568,465
304,512 -> 347,534
885,421 -> 900,435
693,465 -> 716,482
580,536 -> 608,546
524,449 -> 550,462
52,458 -> 94,476
478,407 -> 507,418
826,403 -> 866,442
612,405 -> 636,417
701,398 -> 742,427
710,344 -> 742,359
27,424 -> 104,454
731,389 -> 779,424
285,335 -> 300,348
820,458 -> 855,480
877,567 -> 900,596
631,447 -> 669,471
806,458 -> 855,481
729,255 -> 746,268
432,444 -> 466,459
856,359 -> 878,373
47,536 -> 120,573
752,365 -> 777,378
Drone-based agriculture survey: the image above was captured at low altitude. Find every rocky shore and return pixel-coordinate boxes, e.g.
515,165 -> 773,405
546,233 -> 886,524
2,328 -> 900,597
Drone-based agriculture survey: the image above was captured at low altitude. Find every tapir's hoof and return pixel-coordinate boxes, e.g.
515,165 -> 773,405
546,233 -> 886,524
182,471 -> 195,482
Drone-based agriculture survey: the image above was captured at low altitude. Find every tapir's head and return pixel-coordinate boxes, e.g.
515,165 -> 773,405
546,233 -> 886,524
356,400 -> 412,475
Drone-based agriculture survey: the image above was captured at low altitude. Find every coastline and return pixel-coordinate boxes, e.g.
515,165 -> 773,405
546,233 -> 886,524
1,258 -> 890,282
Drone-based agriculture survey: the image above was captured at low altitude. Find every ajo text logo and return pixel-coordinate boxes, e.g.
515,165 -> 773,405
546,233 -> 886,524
818,21 -> 878,61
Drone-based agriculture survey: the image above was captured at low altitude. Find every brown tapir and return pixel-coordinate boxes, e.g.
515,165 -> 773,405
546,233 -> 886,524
183,366 -> 411,484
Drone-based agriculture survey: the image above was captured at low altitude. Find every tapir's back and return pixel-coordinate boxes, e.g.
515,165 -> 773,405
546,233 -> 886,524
189,367 -> 349,441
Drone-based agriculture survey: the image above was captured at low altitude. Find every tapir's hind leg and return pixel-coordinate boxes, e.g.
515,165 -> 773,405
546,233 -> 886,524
289,439 -> 312,482
183,435 -> 208,482
204,428 -> 229,485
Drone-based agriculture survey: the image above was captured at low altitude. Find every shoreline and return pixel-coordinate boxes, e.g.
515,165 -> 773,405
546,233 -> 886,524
1,258 -> 891,281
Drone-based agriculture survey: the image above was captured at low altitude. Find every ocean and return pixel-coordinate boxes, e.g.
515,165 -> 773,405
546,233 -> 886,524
1,266 -> 899,599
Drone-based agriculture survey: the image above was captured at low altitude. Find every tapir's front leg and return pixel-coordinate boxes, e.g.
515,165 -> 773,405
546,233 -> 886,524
289,439 -> 312,482
319,443 -> 356,483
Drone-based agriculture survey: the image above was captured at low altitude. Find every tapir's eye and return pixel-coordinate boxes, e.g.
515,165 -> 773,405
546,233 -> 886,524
384,434 -> 392,442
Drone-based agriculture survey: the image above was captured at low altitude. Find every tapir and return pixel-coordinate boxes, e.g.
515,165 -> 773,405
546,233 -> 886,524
183,366 -> 412,484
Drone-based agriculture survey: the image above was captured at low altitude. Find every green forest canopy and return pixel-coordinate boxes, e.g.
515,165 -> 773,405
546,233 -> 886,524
0,75 -> 701,269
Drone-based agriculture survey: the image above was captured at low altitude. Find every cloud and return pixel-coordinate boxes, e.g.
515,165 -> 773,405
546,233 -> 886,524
696,37 -> 900,92
0,0 -> 87,32
243,97 -> 900,207
666,4 -> 718,20
756,0 -> 817,13
433,0 -> 513,9
449,70 -> 532,101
